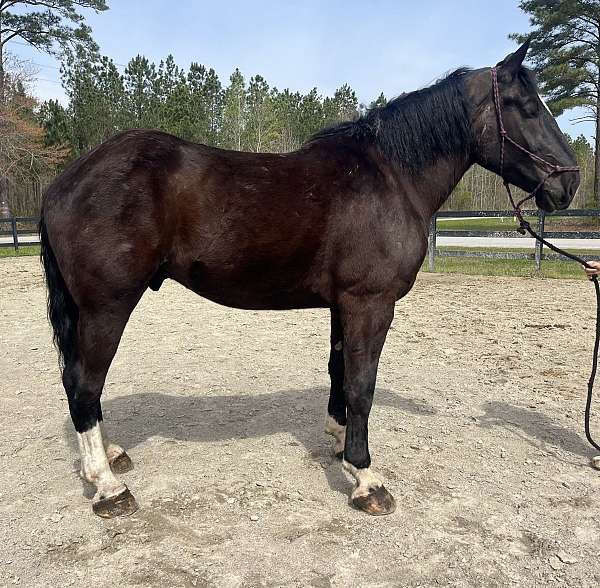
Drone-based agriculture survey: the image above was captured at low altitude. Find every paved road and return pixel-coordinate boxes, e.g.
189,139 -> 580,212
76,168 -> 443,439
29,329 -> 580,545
437,236 -> 600,250
0,235 -> 39,247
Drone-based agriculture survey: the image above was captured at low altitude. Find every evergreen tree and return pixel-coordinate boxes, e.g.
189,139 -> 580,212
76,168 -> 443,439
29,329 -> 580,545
271,88 -> 302,152
323,83 -> 358,125
61,45 -> 125,152
512,1 -> 600,204
297,88 -> 323,143
39,98 -> 72,148
221,68 -> 246,150
0,0 -> 107,103
245,74 -> 276,152
369,92 -> 387,110
186,63 -> 224,145
187,62 -> 209,142
124,55 -> 158,128
203,68 -> 223,146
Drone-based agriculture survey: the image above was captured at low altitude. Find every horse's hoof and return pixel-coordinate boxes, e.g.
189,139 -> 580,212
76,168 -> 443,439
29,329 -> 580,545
109,451 -> 134,474
351,485 -> 396,516
591,456 -> 600,470
92,487 -> 138,518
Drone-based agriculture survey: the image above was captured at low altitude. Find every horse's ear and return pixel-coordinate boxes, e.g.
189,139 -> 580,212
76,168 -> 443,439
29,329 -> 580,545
497,38 -> 531,79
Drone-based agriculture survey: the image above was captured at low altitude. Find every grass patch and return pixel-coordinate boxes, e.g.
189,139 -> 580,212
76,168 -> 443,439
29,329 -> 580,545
422,256 -> 589,279
437,217 -> 536,232
0,245 -> 40,258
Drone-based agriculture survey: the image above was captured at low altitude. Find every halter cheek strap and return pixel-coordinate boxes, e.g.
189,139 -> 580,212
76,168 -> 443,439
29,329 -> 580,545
490,66 -> 580,214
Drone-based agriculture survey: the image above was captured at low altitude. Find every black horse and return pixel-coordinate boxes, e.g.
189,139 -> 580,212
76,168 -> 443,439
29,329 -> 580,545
40,40 -> 579,518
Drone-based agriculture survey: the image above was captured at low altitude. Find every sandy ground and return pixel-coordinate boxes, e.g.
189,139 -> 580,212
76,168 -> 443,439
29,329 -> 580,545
2,256 -> 600,588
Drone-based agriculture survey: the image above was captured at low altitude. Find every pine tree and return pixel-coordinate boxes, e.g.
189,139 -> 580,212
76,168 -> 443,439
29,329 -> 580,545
271,88 -> 302,152
323,83 -> 358,126
245,74 -> 276,152
221,68 -> 246,150
297,88 -> 323,143
0,0 -> 108,104
61,45 -> 125,152
369,92 -> 387,110
203,68 -> 223,146
124,55 -> 158,128
511,1 -> 600,205
39,98 -> 72,148
187,62 -> 209,142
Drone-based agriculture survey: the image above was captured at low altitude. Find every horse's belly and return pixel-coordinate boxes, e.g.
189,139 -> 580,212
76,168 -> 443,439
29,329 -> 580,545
171,259 -> 329,310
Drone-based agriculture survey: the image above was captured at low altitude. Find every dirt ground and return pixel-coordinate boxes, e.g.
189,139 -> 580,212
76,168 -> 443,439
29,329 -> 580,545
2,256 -> 600,588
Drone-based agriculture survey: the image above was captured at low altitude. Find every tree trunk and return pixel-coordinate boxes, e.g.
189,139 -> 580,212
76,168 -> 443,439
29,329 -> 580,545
0,38 -> 5,209
0,39 -> 4,107
595,89 -> 600,209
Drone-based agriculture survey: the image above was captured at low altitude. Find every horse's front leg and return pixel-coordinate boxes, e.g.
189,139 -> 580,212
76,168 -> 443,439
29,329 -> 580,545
325,307 -> 346,458
339,294 -> 396,515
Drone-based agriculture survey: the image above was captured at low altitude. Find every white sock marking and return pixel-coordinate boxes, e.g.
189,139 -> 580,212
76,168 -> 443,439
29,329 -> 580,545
342,460 -> 384,499
325,414 -> 346,455
77,422 -> 125,500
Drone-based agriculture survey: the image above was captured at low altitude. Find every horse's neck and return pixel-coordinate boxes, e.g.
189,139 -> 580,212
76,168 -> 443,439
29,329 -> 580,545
404,154 -> 473,219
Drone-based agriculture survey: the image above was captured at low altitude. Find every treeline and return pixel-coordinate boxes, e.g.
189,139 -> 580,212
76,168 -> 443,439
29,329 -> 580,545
39,47 -> 375,157
3,47 -> 597,214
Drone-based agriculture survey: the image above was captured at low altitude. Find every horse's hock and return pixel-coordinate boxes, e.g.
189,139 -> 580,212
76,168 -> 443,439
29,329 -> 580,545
2,256 -> 600,586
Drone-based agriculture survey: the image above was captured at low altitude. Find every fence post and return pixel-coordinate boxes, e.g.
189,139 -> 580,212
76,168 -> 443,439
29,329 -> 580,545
11,216 -> 19,251
534,210 -> 545,271
428,214 -> 437,272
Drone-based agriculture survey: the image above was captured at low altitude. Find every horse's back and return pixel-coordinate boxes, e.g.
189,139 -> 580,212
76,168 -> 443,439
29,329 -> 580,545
41,130 -> 338,309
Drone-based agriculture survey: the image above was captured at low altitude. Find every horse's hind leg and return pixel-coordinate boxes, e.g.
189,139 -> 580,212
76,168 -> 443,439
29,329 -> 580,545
63,302 -> 140,518
325,307 -> 346,458
338,295 -> 396,516
102,424 -> 134,474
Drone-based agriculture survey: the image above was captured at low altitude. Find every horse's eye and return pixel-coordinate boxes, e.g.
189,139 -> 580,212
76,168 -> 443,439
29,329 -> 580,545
523,101 -> 539,118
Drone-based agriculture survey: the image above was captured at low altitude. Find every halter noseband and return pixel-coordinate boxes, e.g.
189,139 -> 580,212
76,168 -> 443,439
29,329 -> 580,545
490,66 -> 580,216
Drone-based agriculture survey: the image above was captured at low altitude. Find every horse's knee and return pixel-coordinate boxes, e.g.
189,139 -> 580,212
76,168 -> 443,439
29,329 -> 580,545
345,387 -> 373,415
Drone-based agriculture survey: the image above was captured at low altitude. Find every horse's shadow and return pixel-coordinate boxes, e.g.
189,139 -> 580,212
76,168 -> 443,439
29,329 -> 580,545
63,386 -> 595,498
64,387 -> 437,496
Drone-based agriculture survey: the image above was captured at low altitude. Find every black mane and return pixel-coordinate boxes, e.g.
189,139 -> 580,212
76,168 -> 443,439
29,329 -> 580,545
308,68 -> 474,173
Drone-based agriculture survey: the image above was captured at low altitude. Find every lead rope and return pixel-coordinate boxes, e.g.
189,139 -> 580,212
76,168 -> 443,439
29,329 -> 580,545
514,211 -> 600,454
489,67 -> 600,455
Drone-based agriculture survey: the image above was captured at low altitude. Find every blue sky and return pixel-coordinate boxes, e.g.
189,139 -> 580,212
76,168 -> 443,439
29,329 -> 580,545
6,0 -> 593,141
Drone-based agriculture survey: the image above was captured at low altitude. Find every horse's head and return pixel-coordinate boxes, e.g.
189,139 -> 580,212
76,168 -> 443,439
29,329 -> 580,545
468,40 -> 580,212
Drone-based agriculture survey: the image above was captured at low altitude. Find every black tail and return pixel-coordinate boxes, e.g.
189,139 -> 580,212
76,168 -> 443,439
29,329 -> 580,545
39,213 -> 79,369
